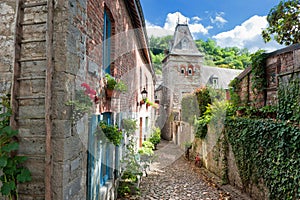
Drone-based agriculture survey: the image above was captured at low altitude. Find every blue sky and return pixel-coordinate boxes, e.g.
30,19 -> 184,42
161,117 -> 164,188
140,0 -> 285,52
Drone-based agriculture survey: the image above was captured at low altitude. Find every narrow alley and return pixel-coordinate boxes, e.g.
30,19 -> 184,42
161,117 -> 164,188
120,140 -> 252,200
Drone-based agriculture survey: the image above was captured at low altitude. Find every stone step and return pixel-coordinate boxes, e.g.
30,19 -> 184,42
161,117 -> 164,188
17,76 -> 46,81
22,1 -> 47,8
21,21 -> 46,26
17,95 -> 45,100
19,57 -> 47,62
21,39 -> 46,44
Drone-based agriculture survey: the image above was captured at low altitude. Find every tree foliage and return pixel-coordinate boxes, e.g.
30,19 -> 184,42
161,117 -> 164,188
262,0 -> 300,45
149,36 -> 251,75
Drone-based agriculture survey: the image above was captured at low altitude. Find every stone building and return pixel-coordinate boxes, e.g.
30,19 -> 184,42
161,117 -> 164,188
0,0 -> 155,199
159,23 -> 242,141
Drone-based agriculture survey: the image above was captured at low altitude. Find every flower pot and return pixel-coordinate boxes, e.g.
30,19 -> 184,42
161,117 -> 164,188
106,89 -> 113,98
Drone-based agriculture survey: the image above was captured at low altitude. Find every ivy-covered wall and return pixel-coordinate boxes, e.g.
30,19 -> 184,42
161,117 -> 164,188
191,44 -> 300,199
235,44 -> 300,108
225,118 -> 300,200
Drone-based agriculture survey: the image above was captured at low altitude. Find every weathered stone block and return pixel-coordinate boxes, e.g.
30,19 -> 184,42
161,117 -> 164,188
53,120 -> 72,138
52,138 -> 64,162
18,180 -> 45,196
18,119 -> 46,136
63,176 -> 82,200
71,157 -> 81,172
18,137 -> 46,155
19,105 -> 45,119
23,156 -> 45,179
64,135 -> 83,161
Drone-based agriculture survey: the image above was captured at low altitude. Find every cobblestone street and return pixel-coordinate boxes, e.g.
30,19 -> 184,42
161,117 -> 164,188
120,140 -> 252,200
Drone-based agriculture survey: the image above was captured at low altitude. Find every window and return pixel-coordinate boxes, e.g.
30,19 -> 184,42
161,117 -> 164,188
181,68 -> 185,74
188,68 -> 192,75
212,77 -> 218,88
182,39 -> 188,49
103,11 -> 112,74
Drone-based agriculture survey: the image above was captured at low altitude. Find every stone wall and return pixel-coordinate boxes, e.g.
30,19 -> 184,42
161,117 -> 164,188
192,126 -> 269,200
0,1 -> 15,94
237,44 -> 300,107
0,1 -> 15,199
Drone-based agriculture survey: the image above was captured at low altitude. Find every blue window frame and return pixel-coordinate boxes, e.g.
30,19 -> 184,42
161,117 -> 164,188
103,11 -> 111,74
100,112 -> 112,186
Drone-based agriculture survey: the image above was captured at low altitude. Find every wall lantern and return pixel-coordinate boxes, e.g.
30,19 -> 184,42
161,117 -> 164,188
141,87 -> 148,100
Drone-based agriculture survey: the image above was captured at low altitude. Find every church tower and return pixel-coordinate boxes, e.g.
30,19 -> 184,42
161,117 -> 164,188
161,23 -> 204,140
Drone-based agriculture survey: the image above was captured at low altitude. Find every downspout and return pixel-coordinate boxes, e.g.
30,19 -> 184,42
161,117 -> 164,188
45,0 -> 54,199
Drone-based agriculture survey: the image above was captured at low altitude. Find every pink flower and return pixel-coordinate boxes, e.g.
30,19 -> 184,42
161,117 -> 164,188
81,82 -> 98,102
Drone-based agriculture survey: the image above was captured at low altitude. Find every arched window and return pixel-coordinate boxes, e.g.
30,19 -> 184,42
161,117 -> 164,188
181,67 -> 185,74
188,65 -> 193,75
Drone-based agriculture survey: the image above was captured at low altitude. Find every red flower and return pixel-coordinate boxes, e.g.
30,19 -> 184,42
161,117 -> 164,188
81,82 -> 98,103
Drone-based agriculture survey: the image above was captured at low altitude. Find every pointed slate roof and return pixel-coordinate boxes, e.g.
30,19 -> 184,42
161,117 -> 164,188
169,24 -> 203,57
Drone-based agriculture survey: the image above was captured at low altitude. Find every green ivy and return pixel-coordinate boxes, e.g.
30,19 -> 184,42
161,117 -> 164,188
277,77 -> 300,123
225,117 -> 300,199
0,95 -> 32,200
228,77 -> 241,106
251,50 -> 267,95
194,87 -> 212,116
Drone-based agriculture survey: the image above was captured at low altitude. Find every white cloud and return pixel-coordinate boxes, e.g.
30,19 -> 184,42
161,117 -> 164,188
210,12 -> 228,28
163,12 -> 188,30
146,20 -> 174,37
191,16 -> 201,23
146,12 -> 211,38
212,15 -> 285,53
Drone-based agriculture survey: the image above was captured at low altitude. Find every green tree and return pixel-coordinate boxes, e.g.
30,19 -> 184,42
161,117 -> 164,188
150,36 -> 251,71
262,0 -> 300,45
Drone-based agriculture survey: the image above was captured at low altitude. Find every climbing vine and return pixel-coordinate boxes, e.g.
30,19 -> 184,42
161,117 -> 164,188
277,77 -> 300,123
251,50 -> 267,95
228,77 -> 241,106
0,95 -> 32,200
225,117 -> 300,200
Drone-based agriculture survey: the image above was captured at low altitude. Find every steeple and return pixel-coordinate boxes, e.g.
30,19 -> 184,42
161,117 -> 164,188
169,24 -> 203,57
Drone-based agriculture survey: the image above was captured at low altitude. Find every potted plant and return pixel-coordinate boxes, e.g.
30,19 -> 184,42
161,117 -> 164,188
97,121 -> 123,146
145,98 -> 159,109
105,74 -> 127,98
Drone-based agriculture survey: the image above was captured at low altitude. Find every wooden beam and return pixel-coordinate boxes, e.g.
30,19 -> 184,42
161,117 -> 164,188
45,0 -> 54,199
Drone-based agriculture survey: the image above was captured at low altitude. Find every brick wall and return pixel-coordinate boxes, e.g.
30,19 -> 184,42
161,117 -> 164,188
237,44 -> 300,107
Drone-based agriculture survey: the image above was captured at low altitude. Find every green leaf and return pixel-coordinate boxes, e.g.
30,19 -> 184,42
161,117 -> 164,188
0,126 -> 18,137
1,142 -> 19,153
17,168 -> 32,183
0,156 -> 8,167
1,181 -> 16,195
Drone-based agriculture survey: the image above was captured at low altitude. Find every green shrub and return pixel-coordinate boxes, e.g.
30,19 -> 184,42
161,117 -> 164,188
149,127 -> 161,149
